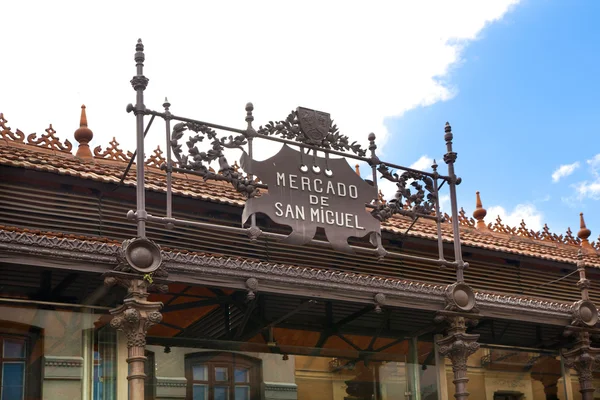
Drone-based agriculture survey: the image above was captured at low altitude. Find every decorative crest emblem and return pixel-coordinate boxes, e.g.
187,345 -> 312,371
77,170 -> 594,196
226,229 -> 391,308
296,107 -> 331,143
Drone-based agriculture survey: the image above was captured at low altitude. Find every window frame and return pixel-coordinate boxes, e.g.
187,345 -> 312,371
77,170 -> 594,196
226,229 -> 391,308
0,322 -> 43,400
184,352 -> 262,400
145,350 -> 156,400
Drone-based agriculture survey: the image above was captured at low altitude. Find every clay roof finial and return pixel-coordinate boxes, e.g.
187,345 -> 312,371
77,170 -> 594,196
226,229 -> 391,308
472,191 -> 488,230
378,189 -> 386,204
578,212 -> 594,252
355,164 -> 360,176
74,105 -> 93,160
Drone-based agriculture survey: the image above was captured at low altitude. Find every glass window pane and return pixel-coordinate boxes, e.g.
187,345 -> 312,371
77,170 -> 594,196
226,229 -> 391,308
2,362 -> 25,400
3,340 -> 25,359
214,386 -> 229,400
193,364 -> 208,381
215,367 -> 228,382
234,368 -> 249,383
2,385 -> 25,400
235,386 -> 250,400
192,384 -> 207,400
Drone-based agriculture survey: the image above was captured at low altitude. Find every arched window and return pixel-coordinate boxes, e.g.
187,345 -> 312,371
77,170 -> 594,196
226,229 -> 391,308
184,352 -> 262,400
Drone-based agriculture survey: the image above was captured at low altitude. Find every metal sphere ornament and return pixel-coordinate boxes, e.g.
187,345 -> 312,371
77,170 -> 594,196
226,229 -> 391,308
124,238 -> 162,274
447,282 -> 476,312
574,300 -> 599,327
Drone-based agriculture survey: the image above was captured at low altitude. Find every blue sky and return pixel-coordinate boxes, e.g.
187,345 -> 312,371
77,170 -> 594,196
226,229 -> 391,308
2,1 -> 597,240
386,0 -> 600,238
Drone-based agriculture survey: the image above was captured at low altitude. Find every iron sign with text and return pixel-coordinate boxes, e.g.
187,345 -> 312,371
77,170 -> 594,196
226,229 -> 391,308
241,144 -> 380,253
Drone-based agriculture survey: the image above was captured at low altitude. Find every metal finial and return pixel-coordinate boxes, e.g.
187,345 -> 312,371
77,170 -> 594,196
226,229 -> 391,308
444,121 -> 453,142
432,159 -> 438,171
368,133 -> 378,163
245,102 -> 256,137
374,293 -> 386,314
163,97 -> 171,110
134,39 -> 145,65
443,121 -> 456,165
245,102 -> 254,123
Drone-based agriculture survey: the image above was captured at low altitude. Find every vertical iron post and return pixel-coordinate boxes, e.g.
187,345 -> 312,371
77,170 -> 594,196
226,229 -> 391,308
163,98 -> 173,223
432,160 -> 445,263
368,132 -> 385,257
131,39 -> 149,238
368,133 -> 379,202
245,103 -> 258,229
443,122 -> 464,282
437,122 -> 480,400
563,250 -> 600,399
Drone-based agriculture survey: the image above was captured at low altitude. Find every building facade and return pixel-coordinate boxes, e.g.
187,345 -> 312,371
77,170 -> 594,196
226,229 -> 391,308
1,41 -> 600,400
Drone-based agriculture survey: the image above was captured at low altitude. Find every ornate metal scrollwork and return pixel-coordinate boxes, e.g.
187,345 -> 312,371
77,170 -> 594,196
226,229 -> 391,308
257,108 -> 367,157
170,122 -> 259,198
371,164 -> 437,222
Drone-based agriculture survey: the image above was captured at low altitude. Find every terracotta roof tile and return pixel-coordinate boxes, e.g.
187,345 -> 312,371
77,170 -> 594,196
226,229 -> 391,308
1,134 -> 599,267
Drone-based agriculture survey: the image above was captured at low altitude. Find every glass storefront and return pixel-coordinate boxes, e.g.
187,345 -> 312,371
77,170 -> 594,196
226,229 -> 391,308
1,298 -> 596,400
447,346 -> 568,400
0,301 -> 117,400
144,341 -> 429,400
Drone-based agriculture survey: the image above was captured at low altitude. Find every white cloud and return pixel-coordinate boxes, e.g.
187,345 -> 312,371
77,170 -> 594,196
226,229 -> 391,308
586,154 -> 600,179
1,0 -> 519,166
439,195 -> 451,212
378,178 -> 399,202
574,181 -> 600,200
551,162 -> 579,183
566,153 -> 600,202
410,156 -> 434,171
487,203 -> 543,231
561,195 -> 579,209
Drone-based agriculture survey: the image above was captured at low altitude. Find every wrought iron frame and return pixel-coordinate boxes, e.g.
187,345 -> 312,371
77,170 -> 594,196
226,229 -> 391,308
125,40 -> 468,280
118,38 -> 516,400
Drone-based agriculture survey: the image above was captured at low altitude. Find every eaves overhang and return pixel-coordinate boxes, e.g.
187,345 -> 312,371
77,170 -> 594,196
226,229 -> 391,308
0,229 -> 573,326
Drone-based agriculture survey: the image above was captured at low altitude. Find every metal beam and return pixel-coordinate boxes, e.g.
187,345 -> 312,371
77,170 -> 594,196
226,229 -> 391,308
50,273 -> 79,299
366,310 -> 390,351
334,305 -> 373,327
146,336 -> 406,362
162,298 -> 226,312
313,331 -> 331,350
163,286 -> 192,307
374,337 -> 405,353
159,321 -> 186,332
240,299 -> 316,342
336,333 -> 361,351
234,298 -> 256,340
38,270 -> 52,300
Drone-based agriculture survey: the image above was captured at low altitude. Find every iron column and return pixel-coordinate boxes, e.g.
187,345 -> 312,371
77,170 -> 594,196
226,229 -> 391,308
131,39 -> 149,238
